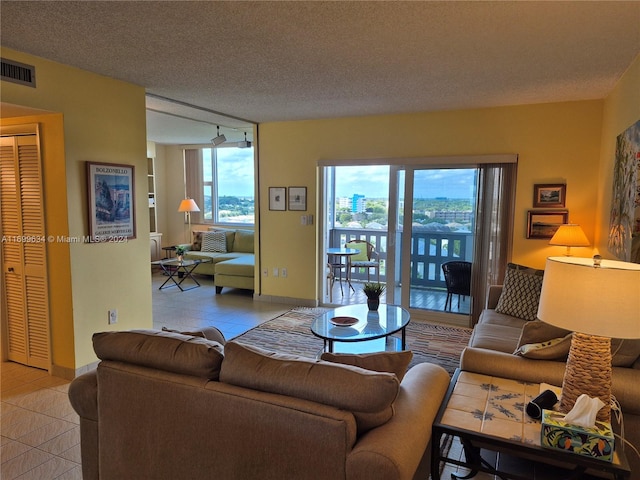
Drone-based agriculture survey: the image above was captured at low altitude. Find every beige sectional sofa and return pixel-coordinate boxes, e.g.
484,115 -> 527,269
460,280 -> 640,475
69,329 -> 451,480
181,228 -> 255,292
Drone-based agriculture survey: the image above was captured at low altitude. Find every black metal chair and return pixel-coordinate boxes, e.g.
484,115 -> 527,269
442,261 -> 472,311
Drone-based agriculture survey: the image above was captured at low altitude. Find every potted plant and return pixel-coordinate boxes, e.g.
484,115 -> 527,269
363,282 -> 385,311
174,245 -> 187,262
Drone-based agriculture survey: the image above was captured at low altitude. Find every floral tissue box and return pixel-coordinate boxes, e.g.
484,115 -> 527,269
541,409 -> 614,462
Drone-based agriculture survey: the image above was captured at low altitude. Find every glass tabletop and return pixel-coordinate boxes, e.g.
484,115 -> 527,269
311,304 -> 410,343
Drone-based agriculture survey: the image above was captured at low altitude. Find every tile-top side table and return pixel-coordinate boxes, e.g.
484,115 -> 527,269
431,370 -> 631,480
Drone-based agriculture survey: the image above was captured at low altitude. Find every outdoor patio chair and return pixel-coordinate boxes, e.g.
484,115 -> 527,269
442,261 -> 472,311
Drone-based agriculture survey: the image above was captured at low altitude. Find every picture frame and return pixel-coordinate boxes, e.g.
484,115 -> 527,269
288,186 -> 307,211
87,162 -> 136,241
527,210 -> 569,239
269,187 -> 286,211
533,183 -> 566,208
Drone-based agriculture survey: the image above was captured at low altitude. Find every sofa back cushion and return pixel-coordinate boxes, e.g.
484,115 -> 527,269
495,263 -> 544,321
220,342 -> 399,434
320,350 -> 413,382
93,330 -> 225,380
233,229 -> 254,253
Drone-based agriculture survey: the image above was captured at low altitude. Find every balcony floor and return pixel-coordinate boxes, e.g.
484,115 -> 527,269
325,279 -> 471,315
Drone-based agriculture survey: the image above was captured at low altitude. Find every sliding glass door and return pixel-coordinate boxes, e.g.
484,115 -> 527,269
320,156 -> 516,326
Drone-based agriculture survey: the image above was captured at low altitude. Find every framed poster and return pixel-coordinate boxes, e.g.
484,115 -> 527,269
288,186 -> 307,211
269,187 -> 286,211
87,162 -> 136,241
527,210 -> 568,239
533,184 -> 566,208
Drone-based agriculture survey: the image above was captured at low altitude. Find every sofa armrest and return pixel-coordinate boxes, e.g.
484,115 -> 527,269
486,285 -> 503,309
460,347 -> 640,416
68,371 -> 98,421
346,363 -> 450,480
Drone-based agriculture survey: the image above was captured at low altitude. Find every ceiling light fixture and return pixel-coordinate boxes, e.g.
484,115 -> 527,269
211,126 -> 226,146
237,132 -> 252,148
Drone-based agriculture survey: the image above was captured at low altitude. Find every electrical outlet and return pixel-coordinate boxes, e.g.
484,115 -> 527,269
273,267 -> 279,277
262,268 -> 268,277
281,268 -> 287,278
108,309 -> 118,325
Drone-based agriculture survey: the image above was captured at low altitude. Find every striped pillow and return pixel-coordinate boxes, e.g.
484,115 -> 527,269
201,231 -> 227,253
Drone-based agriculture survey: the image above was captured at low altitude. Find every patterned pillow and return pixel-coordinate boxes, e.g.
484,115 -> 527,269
201,231 -> 227,253
191,231 -> 203,251
495,263 -> 544,321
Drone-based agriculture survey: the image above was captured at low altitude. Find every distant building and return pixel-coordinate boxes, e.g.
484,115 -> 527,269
338,194 -> 366,213
425,210 -> 472,222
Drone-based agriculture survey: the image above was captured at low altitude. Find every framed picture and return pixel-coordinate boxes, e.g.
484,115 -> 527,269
269,187 -> 286,211
533,184 -> 566,208
288,186 -> 307,211
527,210 -> 569,239
87,162 -> 136,241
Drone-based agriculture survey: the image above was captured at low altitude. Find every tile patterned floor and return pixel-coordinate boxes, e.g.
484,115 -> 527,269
1,271 -> 291,480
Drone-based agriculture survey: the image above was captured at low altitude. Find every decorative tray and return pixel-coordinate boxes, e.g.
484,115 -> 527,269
330,316 -> 358,327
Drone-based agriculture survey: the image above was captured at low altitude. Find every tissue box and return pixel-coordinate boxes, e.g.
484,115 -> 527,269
541,410 -> 614,462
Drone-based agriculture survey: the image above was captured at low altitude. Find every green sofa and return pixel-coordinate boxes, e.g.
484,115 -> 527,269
181,228 -> 255,293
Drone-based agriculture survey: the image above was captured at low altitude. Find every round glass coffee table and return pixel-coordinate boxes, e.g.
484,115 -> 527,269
310,304 -> 410,354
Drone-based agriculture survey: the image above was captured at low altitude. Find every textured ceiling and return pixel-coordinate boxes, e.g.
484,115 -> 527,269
1,1 -> 639,143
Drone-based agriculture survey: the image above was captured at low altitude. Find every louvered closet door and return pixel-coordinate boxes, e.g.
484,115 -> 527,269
0,132 -> 51,369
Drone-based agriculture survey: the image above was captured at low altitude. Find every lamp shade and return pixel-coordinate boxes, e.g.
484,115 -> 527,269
537,256 -> 640,339
178,198 -> 200,213
548,224 -> 590,247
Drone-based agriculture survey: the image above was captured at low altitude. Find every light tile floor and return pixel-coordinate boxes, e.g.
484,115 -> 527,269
1,271 -> 291,480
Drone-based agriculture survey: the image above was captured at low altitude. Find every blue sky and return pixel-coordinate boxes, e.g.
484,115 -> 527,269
335,166 -> 477,199
206,150 -> 477,199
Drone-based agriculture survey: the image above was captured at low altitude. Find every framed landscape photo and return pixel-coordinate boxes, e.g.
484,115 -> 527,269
269,187 -> 286,211
87,162 -> 136,241
288,186 -> 307,211
527,210 -> 568,239
533,184 -> 566,208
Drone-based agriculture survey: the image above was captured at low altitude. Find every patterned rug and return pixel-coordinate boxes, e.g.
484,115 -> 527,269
231,306 -> 472,375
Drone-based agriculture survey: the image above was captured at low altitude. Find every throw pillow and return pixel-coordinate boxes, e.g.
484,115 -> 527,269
514,334 -> 573,360
201,231 -> 227,253
495,263 -> 544,321
191,231 -> 203,251
320,351 -> 413,382
162,326 -> 226,345
516,320 -> 571,347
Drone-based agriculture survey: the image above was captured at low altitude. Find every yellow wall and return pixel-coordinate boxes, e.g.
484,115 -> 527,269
596,54 -> 640,257
1,48 -> 152,373
258,101 -> 604,301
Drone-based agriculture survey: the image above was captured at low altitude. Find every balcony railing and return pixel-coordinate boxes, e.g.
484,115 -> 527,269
329,227 -> 473,289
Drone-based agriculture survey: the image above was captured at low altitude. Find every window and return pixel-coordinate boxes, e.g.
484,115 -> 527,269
186,147 -> 255,225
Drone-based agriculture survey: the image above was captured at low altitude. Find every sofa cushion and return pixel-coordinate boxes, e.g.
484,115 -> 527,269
220,342 -> 399,434
233,229 -> 254,253
215,256 -> 255,276
93,330 -> 225,380
202,231 -> 228,253
611,339 -> 640,367
468,323 -> 522,353
320,350 -> 413,382
479,309 -> 528,329
495,263 -> 544,321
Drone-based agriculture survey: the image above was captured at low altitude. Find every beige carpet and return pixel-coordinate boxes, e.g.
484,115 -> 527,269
231,306 -> 472,375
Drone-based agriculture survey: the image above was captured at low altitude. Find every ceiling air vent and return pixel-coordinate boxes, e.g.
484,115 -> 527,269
1,58 -> 36,88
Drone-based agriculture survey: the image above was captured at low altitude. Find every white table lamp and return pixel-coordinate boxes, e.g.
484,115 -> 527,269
537,256 -> 640,422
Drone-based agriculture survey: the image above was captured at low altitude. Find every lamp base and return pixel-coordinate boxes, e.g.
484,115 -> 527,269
559,332 -> 611,423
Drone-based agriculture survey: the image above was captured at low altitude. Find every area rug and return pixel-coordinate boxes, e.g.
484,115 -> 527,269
231,307 -> 472,375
